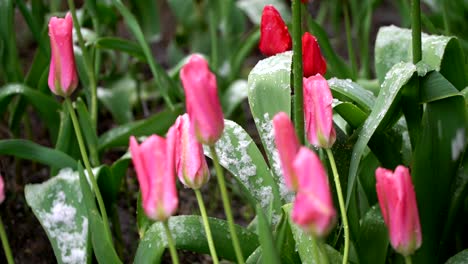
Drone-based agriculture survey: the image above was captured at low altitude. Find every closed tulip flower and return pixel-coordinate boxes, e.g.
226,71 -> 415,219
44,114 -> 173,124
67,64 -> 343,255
259,5 -> 292,56
174,114 -> 210,189
303,74 -> 336,148
48,13 -> 78,97
273,112 -> 300,191
302,32 -> 327,77
180,55 -> 224,145
376,166 -> 422,256
291,147 -> 336,237
129,133 -> 178,221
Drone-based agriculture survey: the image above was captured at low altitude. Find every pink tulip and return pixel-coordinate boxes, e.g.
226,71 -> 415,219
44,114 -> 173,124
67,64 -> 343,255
174,114 -> 210,189
180,55 -> 224,145
291,147 -> 336,237
259,5 -> 292,56
129,133 -> 178,221
273,112 -> 300,191
48,13 -> 78,97
303,74 -> 336,148
0,175 -> 4,204
376,166 -> 422,256
302,32 -> 327,77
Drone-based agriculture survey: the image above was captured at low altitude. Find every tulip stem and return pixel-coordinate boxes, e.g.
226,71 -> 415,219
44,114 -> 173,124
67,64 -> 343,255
162,220 -> 180,264
325,148 -> 349,264
404,255 -> 413,264
411,0 -> 421,63
64,98 -> 112,245
194,189 -> 219,264
292,0 -> 305,145
0,216 -> 14,264
209,146 -> 245,264
343,2 -> 357,80
67,0 -> 98,128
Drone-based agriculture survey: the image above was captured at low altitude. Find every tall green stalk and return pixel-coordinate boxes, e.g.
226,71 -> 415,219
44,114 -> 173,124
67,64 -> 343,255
325,148 -> 349,264
67,0 -> 98,128
209,146 -> 244,264
162,221 -> 180,264
195,189 -> 219,264
343,3 -> 358,80
292,0 -> 304,144
405,255 -> 413,264
0,216 -> 14,264
64,98 -> 112,244
411,0 -> 422,63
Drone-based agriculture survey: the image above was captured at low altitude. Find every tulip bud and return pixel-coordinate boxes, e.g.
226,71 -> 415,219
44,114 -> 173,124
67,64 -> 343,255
376,166 -> 422,256
48,13 -> 78,97
291,147 -> 335,237
0,175 -> 5,204
302,32 -> 327,77
303,74 -> 336,148
259,5 -> 292,56
129,134 -> 178,221
174,114 -> 210,189
273,112 -> 300,191
180,55 -> 224,145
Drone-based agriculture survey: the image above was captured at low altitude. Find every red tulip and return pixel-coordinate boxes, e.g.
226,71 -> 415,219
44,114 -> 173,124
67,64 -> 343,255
273,112 -> 301,191
376,166 -> 422,256
48,13 -> 78,97
180,55 -> 224,145
291,147 -> 336,237
302,32 -> 327,77
259,5 -> 292,56
303,74 -> 336,148
174,114 -> 210,189
129,132 -> 178,221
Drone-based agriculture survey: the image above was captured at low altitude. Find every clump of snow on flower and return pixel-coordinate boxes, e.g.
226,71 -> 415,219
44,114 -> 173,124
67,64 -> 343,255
25,168 -> 88,264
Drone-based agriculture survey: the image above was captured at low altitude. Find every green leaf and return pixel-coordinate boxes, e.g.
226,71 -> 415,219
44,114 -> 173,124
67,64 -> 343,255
0,84 -> 61,141
134,216 -> 259,264
333,101 -> 368,129
25,168 -> 90,264
374,25 -> 464,85
77,164 -> 122,264
222,80 -> 248,117
131,0 -> 161,42
328,78 -> 376,113
95,37 -> 145,61
412,74 -> 467,264
236,0 -> 290,25
446,249 -> 468,264
256,205 -> 280,264
420,67 -> 463,103
247,51 -> 292,204
273,208 -> 301,264
97,75 -> 136,124
356,205 -> 389,264
346,62 -> 416,207
0,139 -> 77,169
98,106 -> 182,151
166,0 -> 196,27
204,120 -> 283,220
111,0 -> 174,108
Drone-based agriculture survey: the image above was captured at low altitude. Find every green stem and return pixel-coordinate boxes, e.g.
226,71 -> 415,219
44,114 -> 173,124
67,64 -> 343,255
194,189 -> 219,264
404,255 -> 413,264
67,0 -> 98,128
209,146 -> 244,264
64,98 -> 112,243
292,0 -> 305,145
209,0 -> 219,70
411,0 -> 422,63
343,3 -> 357,80
0,216 -> 14,264
325,148 -> 349,264
163,220 -> 180,264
